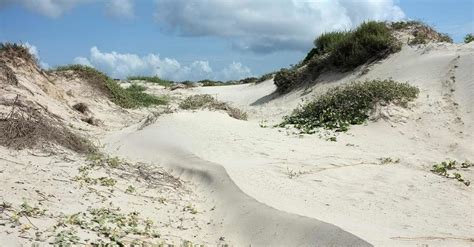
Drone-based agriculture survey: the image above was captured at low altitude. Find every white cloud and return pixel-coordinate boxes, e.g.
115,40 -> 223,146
220,62 -> 252,81
0,0 -> 88,18
75,46 -> 251,81
0,0 -> 135,18
73,56 -> 93,67
106,0 -> 134,19
22,42 -> 50,69
154,0 -> 405,53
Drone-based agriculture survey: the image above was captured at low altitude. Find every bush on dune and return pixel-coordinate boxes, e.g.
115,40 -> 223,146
179,94 -> 247,120
464,34 -> 474,44
52,65 -> 167,108
274,21 -> 401,93
281,79 -> 419,133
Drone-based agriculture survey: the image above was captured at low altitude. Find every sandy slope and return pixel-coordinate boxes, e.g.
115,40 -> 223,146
105,42 -> 474,246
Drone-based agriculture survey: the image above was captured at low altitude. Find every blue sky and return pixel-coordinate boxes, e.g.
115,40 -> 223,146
0,0 -> 473,81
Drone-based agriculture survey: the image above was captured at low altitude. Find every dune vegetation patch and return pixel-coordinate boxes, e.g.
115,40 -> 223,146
390,21 -> 453,45
464,34 -> 474,44
280,79 -> 419,133
179,94 -> 248,120
0,43 -> 38,66
0,97 -> 96,153
275,21 -> 401,93
127,75 -> 173,87
431,160 -> 472,186
52,65 -> 168,108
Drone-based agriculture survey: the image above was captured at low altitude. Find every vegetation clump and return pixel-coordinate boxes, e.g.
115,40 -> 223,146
52,65 -> 168,108
179,94 -> 248,120
431,160 -> 472,186
56,207 -> 160,245
281,79 -> 419,132
127,75 -> 173,87
390,21 -> 453,45
0,43 -> 37,65
464,34 -> 474,44
275,21 -> 401,93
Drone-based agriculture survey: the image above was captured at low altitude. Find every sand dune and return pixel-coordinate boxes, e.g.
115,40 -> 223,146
1,37 -> 473,246
105,42 -> 474,246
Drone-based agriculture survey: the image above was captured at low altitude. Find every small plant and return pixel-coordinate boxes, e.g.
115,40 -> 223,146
98,177 -> 117,187
431,160 -> 471,186
54,229 -> 81,246
379,157 -> 400,165
259,120 -> 268,128
19,202 -> 47,217
464,33 -> 474,44
125,185 -> 136,194
281,79 -> 419,132
286,167 -> 307,179
184,205 -> 198,214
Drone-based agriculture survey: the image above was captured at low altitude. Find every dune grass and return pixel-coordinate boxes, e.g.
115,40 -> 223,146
275,21 -> 401,93
0,42 -> 38,65
281,79 -> 419,132
127,76 -> 173,87
53,65 -> 168,108
179,94 -> 247,120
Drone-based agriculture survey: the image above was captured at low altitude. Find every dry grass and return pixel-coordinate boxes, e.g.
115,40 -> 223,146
179,94 -> 248,120
0,61 -> 18,85
0,96 -> 96,153
0,43 -> 37,66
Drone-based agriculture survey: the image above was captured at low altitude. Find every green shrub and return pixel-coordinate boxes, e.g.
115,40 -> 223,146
281,79 -> 419,132
179,94 -> 247,120
314,31 -> 351,55
274,68 -> 301,93
52,65 -> 167,108
127,75 -> 173,87
239,77 -> 258,84
464,34 -> 474,43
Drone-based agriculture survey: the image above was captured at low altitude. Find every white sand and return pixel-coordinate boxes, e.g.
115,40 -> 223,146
105,42 -> 474,246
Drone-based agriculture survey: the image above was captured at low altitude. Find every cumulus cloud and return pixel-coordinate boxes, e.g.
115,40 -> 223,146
23,42 -> 50,69
154,0 -> 405,53
0,0 -> 88,18
0,0 -> 135,18
106,0 -> 134,19
74,47 -> 252,81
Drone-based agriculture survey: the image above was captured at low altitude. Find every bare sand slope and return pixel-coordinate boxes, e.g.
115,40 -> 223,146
105,42 -> 473,246
105,125 -> 371,246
